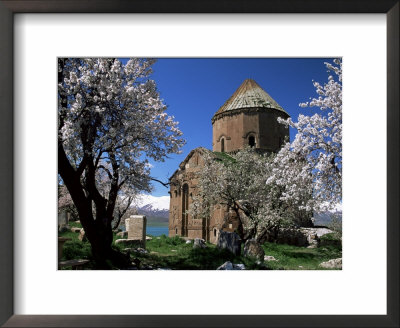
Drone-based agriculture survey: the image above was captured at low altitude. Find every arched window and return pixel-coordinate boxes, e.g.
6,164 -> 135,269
221,138 -> 225,152
249,135 -> 256,147
182,184 -> 189,236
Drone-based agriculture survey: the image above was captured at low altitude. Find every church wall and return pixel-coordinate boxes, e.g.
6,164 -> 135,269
168,150 -> 206,239
242,112 -> 260,147
257,111 -> 289,152
212,113 -> 245,152
213,109 -> 289,153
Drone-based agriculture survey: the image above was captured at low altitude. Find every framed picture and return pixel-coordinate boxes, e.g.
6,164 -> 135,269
0,1 -> 398,327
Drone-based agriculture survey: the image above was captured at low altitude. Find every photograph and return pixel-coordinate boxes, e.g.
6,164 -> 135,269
58,58 -> 342,271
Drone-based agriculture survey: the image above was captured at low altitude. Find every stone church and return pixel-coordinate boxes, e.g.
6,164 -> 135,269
168,79 -> 290,243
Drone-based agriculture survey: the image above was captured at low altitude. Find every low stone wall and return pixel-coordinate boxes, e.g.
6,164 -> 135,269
262,226 -> 335,247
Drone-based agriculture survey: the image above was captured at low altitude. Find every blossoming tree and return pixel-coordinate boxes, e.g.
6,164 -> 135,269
190,148 -> 312,242
272,58 -> 342,213
191,59 -> 341,242
58,58 -> 184,267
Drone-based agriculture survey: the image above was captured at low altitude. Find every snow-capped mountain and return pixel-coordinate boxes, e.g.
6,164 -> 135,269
134,194 -> 169,218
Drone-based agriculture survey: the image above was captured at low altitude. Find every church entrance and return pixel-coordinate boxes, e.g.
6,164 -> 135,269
181,184 -> 189,236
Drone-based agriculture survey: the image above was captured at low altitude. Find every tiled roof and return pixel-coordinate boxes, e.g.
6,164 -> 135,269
215,79 -> 288,115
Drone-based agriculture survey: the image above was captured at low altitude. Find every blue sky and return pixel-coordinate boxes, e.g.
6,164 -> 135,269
143,58 -> 334,197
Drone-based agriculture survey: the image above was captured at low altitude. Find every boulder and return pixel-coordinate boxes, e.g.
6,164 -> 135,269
185,240 -> 192,244
78,228 -> 87,242
217,231 -> 241,256
234,263 -> 246,270
319,258 -> 342,269
193,238 -> 207,249
216,261 -> 246,270
243,239 -> 265,261
217,261 -> 233,270
264,255 -> 277,262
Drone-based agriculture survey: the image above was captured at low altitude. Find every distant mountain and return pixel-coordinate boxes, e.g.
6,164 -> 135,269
313,211 -> 342,226
137,203 -> 169,219
134,194 -> 170,225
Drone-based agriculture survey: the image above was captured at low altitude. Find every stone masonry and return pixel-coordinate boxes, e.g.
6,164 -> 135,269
125,215 -> 147,247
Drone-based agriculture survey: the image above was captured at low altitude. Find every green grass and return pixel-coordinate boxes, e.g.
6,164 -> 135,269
68,221 -> 82,228
261,242 -> 342,270
59,227 -> 342,270
117,234 -> 262,270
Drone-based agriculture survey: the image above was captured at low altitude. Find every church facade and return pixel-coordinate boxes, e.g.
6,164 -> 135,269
168,79 -> 290,243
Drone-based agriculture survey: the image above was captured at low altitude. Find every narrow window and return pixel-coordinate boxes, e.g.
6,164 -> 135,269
214,228 -> 217,237
174,190 -> 177,198
221,138 -> 225,152
249,136 -> 256,147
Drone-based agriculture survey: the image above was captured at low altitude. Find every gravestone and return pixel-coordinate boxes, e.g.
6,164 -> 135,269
125,215 -> 147,247
217,231 -> 241,256
58,211 -> 68,228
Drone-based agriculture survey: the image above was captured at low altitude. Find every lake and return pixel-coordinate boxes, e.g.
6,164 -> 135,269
146,226 -> 169,237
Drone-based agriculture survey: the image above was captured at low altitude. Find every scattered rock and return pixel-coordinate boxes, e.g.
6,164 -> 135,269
298,266 -> 303,268
217,261 -> 246,270
115,239 -> 145,247
171,249 -> 177,252
70,227 -> 81,233
264,255 -> 277,262
217,231 -> 241,256
186,240 -> 192,244
116,231 -> 128,238
134,248 -> 148,254
234,263 -> 246,270
78,228 -> 87,242
243,239 -> 265,261
319,258 -> 342,269
193,238 -> 207,249
217,261 -> 233,270
146,236 -> 152,240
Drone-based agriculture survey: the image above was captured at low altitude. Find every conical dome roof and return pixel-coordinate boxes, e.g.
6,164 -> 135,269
214,79 -> 288,116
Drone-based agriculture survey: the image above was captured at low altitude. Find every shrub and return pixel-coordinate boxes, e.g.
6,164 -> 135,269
62,240 -> 92,260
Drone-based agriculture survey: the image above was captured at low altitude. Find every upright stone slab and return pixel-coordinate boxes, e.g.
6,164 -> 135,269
58,211 -> 68,228
125,215 -> 147,247
217,231 -> 241,256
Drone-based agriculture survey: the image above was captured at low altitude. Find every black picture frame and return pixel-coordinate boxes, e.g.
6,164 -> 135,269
0,1 -> 398,327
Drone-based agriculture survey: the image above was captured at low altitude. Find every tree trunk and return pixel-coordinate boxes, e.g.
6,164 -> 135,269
59,146 -> 130,269
83,219 -> 130,269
